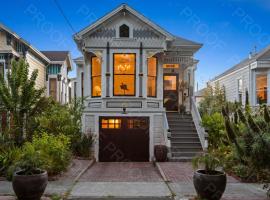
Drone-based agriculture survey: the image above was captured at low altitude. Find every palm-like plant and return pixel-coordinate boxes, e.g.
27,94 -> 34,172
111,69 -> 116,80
0,59 -> 45,145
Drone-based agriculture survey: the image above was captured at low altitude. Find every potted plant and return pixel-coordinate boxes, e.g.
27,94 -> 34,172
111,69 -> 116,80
12,143 -> 48,200
192,153 -> 227,200
154,145 -> 168,162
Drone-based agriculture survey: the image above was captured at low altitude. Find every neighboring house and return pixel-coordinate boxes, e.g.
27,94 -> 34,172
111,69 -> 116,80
0,23 -> 50,89
209,45 -> 270,107
194,88 -> 206,107
0,23 -> 72,132
68,77 -> 77,101
41,51 -> 73,104
73,4 -> 203,162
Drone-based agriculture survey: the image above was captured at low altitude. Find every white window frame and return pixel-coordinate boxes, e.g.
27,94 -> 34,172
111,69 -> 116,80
254,71 -> 268,105
237,78 -> 243,103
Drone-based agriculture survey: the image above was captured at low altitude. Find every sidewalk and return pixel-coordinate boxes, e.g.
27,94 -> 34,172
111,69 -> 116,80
0,161 -> 268,200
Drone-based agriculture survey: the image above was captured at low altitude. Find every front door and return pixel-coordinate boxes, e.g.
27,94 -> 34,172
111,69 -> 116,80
99,117 -> 149,162
163,74 -> 178,111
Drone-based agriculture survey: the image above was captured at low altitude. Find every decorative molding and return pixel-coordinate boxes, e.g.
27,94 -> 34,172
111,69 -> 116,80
106,101 -> 142,108
133,29 -> 160,39
90,28 -> 116,38
88,102 -> 102,108
147,102 -> 159,108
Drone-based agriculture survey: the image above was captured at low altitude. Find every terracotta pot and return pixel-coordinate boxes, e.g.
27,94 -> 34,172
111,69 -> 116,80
154,145 -> 168,162
193,169 -> 227,200
12,170 -> 48,200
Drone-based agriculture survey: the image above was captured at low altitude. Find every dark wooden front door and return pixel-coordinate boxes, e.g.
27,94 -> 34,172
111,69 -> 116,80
164,74 -> 178,111
99,117 -> 149,162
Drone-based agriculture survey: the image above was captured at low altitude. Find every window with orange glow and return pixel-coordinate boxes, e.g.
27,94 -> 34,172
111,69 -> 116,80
163,64 -> 179,69
91,57 -> 101,97
147,57 -> 157,97
164,76 -> 177,90
101,119 -> 121,129
113,54 -> 135,96
256,74 -> 267,104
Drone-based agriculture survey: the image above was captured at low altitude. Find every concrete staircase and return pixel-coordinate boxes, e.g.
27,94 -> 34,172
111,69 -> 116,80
167,112 -> 202,161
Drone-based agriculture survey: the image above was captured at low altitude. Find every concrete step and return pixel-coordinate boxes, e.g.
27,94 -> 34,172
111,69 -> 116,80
171,130 -> 198,134
170,137 -> 200,143
170,127 -> 197,132
171,151 -> 202,157
171,142 -> 202,147
171,146 -> 202,152
167,116 -> 193,121
169,123 -> 195,127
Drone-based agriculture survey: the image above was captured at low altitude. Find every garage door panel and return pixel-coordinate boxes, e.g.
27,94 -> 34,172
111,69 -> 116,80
99,117 -> 149,162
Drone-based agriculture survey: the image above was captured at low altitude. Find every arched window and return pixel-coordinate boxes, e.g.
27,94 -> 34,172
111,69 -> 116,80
119,24 -> 129,38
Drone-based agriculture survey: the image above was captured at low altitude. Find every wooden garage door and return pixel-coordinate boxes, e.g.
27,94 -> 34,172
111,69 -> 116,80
99,117 -> 149,162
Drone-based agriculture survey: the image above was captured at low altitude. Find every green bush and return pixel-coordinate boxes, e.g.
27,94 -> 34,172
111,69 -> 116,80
30,133 -> 71,175
73,133 -> 94,158
8,133 -> 71,177
36,98 -> 87,155
201,112 -> 227,149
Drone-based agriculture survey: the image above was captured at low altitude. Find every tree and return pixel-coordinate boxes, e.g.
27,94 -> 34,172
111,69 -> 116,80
0,59 -> 45,145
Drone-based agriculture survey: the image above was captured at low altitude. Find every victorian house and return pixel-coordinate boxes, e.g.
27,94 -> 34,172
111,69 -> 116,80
209,45 -> 270,107
0,23 -> 72,130
73,4 -> 205,162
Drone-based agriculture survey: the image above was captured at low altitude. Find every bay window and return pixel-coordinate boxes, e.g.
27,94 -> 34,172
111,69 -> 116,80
256,74 -> 267,104
113,54 -> 135,96
91,57 -> 102,97
147,57 -> 157,97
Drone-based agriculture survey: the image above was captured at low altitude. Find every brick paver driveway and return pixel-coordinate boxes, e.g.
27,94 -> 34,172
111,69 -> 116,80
79,162 -> 163,182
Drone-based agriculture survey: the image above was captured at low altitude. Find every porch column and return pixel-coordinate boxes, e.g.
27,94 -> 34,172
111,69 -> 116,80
139,42 -> 143,97
83,52 -> 91,97
106,42 -> 110,97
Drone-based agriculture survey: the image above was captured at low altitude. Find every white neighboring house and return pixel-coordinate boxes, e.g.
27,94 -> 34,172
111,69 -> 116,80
41,51 -> 73,104
209,45 -> 270,107
73,4 -> 204,162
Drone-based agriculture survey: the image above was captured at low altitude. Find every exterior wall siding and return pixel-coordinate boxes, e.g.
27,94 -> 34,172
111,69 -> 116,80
210,66 -> 250,105
25,52 -> 46,89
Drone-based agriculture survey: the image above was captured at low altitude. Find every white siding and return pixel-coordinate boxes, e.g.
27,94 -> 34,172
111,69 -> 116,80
153,114 -> 164,145
210,66 -> 250,104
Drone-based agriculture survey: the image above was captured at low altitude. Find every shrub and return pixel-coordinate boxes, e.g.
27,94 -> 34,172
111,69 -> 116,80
9,133 -> 71,177
201,112 -> 227,149
31,133 -> 71,175
73,133 -> 93,158
36,98 -> 87,155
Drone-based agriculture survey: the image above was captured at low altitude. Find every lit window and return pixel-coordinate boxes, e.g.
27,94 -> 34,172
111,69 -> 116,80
91,57 -> 102,97
127,119 -> 147,129
101,119 -> 121,129
164,76 -> 177,90
163,64 -> 179,69
113,54 -> 135,96
147,57 -> 157,97
238,79 -> 243,103
119,24 -> 129,38
256,74 -> 267,104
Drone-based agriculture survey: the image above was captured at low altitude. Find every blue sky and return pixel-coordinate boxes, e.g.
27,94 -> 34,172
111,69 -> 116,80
1,0 -> 270,89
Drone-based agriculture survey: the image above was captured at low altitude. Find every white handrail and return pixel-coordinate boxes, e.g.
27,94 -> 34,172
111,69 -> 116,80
191,96 -> 208,150
163,112 -> 170,148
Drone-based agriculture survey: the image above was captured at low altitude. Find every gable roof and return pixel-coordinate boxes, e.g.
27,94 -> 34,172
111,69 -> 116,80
74,4 -> 175,40
41,51 -> 73,70
211,44 -> 270,82
41,51 -> 69,61
0,23 -> 50,64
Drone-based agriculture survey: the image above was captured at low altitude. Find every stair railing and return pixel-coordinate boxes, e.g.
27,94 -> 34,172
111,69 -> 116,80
191,96 -> 208,150
163,112 -> 171,148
